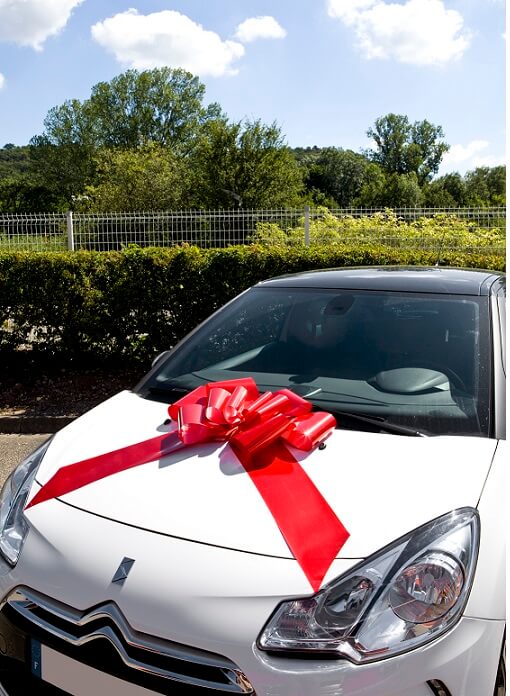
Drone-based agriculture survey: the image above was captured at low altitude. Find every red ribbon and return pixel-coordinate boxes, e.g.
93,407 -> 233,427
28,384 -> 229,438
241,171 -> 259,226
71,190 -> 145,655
26,378 -> 349,591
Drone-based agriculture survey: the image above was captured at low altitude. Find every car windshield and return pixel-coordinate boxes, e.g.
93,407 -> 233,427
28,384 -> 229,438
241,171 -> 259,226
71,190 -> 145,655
140,286 -> 492,437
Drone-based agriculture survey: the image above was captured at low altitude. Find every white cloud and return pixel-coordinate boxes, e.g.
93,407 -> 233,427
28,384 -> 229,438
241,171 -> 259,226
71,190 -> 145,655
234,16 -> 287,43
327,0 -> 471,65
442,140 -> 490,166
440,140 -> 505,172
91,9 -> 245,77
0,0 -> 83,50
0,73 -> 4,90
470,153 -> 506,168
328,0 -> 379,24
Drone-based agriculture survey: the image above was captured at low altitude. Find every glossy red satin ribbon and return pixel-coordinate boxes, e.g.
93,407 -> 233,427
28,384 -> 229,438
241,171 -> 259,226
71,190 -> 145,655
26,378 -> 350,591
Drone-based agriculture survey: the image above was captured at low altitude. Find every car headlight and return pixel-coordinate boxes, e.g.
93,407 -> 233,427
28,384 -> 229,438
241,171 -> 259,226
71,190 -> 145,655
258,508 -> 479,663
0,438 -> 52,566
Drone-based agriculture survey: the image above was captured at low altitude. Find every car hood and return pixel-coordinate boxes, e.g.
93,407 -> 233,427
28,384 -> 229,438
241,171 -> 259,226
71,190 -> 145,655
32,390 -> 496,561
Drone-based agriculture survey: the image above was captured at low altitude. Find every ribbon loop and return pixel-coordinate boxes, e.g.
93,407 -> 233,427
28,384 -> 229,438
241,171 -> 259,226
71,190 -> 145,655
177,403 -> 212,445
205,388 -> 231,425
223,385 -> 249,424
283,412 -> 336,451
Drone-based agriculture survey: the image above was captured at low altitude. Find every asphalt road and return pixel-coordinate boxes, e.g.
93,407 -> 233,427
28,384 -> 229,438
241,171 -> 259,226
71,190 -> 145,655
0,434 -> 50,486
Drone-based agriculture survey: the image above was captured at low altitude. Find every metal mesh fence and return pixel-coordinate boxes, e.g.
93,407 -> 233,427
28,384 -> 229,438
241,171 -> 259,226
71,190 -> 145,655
72,209 -> 305,250
0,213 -> 68,251
0,207 -> 506,253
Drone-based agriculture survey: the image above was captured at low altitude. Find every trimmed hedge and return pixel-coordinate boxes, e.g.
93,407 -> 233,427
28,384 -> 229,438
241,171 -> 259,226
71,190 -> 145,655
0,245 -> 505,365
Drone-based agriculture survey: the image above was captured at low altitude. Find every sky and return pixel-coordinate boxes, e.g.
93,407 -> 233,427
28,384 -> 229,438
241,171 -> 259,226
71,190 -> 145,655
0,0 -> 505,175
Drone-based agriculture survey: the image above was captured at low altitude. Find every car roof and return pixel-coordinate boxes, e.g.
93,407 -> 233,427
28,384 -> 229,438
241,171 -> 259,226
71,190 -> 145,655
257,266 -> 505,296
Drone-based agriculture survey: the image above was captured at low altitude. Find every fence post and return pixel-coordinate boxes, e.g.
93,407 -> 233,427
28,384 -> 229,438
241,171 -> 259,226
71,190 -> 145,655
304,205 -> 310,246
66,211 -> 75,251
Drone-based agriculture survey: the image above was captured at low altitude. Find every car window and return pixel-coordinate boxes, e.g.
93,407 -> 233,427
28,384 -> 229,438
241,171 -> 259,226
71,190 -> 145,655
144,287 -> 492,437
173,292 -> 290,375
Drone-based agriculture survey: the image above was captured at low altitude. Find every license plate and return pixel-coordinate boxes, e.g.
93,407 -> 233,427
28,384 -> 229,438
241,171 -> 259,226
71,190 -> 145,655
31,640 -> 164,696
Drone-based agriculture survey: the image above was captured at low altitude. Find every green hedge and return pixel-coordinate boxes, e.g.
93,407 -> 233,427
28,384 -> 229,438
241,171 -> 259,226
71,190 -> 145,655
0,246 -> 505,365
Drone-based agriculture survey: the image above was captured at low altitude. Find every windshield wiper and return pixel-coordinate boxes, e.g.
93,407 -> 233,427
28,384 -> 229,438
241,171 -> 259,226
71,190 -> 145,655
145,386 -> 429,436
325,410 -> 430,437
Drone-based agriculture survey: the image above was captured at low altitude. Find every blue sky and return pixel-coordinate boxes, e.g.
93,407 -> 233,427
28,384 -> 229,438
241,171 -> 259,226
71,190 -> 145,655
0,0 -> 505,174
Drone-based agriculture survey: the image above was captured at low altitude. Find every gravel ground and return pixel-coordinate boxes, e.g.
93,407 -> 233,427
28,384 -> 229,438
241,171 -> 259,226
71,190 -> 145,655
0,434 -> 50,486
0,367 -> 144,418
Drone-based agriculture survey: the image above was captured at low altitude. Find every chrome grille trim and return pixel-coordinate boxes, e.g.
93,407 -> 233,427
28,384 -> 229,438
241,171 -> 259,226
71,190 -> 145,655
3,587 -> 254,694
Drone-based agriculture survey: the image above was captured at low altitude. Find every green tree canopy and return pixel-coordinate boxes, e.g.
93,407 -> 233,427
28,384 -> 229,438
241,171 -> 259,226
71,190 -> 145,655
366,113 -> 449,184
464,166 -> 506,206
83,144 -> 192,212
355,163 -> 388,207
0,176 -> 65,213
306,148 -> 381,207
382,172 -> 423,207
0,144 -> 32,180
355,170 -> 423,207
32,68 -> 223,152
191,119 -> 303,208
1,97 -> 503,213
422,172 -> 468,207
29,68 -> 224,205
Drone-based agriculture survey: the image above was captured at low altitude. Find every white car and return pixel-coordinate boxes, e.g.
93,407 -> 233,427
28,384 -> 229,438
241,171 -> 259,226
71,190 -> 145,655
0,266 -> 506,696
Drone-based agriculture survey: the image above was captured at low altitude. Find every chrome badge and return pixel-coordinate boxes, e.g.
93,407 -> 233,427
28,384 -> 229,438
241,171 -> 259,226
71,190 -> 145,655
111,557 -> 135,585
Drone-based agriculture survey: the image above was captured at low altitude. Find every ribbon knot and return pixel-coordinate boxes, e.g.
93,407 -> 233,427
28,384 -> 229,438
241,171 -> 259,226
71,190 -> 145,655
26,378 -> 349,591
171,378 -> 336,464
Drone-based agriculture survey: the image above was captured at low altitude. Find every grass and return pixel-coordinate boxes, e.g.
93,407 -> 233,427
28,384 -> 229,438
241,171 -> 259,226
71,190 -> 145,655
0,233 -> 68,252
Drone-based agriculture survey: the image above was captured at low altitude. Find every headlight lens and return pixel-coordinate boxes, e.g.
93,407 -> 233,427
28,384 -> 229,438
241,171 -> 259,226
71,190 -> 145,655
258,508 -> 479,662
389,551 -> 464,623
0,438 -> 52,565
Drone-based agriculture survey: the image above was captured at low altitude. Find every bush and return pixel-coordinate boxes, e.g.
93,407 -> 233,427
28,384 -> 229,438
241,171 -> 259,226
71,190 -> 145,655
0,245 -> 505,366
250,209 -> 506,253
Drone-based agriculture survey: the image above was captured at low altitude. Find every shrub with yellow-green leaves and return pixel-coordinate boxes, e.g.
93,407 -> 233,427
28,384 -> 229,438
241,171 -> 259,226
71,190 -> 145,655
250,209 -> 505,253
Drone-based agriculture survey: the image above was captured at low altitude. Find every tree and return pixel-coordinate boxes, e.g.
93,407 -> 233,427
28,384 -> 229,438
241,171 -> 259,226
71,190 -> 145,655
0,176 -> 65,212
83,144 -> 192,211
422,173 -> 468,207
29,98 -> 100,202
355,170 -> 422,207
83,68 -> 223,152
355,163 -> 388,207
32,68 -> 222,152
29,68 -> 224,205
191,120 -> 303,209
292,146 -> 323,169
366,114 -> 449,184
382,173 -> 423,207
306,148 -> 377,208
0,144 -> 68,211
0,144 -> 33,180
464,166 -> 506,206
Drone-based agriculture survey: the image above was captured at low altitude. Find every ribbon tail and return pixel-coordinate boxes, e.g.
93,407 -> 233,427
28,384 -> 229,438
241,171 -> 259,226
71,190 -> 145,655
248,441 -> 350,592
26,432 -> 182,509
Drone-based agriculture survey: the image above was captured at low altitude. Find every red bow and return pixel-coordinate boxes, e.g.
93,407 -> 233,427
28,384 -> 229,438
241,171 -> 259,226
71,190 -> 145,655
27,378 -> 349,591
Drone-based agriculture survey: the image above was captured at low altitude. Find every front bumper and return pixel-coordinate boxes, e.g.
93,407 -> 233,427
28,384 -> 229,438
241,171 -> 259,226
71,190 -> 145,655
0,593 -> 504,696
0,500 -> 504,696
0,586 -> 252,695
